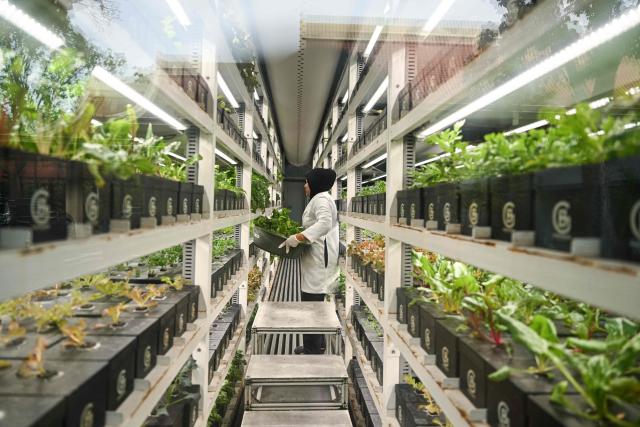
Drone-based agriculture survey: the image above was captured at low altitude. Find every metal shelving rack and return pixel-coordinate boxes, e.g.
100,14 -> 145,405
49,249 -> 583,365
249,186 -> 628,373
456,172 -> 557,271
321,12 -> 640,427
0,33 -> 281,426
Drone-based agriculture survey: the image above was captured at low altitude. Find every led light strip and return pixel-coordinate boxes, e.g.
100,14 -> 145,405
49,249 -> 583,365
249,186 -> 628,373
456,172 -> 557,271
217,72 -> 239,109
92,66 -> 186,131
364,76 -> 389,113
215,148 -> 237,165
504,119 -> 549,136
362,153 -> 387,169
0,0 -> 64,49
417,6 -> 640,139
363,25 -> 383,58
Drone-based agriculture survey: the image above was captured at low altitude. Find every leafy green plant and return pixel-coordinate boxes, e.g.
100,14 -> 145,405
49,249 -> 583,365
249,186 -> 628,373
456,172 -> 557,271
251,172 -> 270,212
254,208 -> 302,237
141,245 -> 183,268
357,179 -> 386,196
94,279 -> 131,299
215,165 -> 244,195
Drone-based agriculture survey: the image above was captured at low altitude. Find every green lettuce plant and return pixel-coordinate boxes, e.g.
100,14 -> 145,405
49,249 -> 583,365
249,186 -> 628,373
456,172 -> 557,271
254,208 -> 302,237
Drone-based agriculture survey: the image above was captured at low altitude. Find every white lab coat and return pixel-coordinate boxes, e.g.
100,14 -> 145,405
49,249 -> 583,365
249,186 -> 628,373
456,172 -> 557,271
300,191 -> 340,294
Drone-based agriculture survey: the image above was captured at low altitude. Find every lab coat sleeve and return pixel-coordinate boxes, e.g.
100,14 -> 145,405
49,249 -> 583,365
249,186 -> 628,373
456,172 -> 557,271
302,198 -> 333,243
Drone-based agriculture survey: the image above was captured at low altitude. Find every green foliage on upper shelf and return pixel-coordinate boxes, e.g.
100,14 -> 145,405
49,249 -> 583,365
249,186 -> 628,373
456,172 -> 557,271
411,95 -> 640,188
251,172 -> 270,212
141,245 -> 183,268
208,351 -> 246,426
254,208 -> 302,237
215,165 -> 245,195
357,179 -> 386,196
212,229 -> 236,259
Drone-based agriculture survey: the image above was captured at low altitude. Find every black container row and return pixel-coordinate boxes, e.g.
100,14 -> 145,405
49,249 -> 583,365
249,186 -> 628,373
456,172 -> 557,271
351,305 -> 384,386
213,189 -> 247,212
395,158 -> 640,262
348,359 -> 382,427
0,282 -> 201,427
396,288 -> 621,427
211,249 -> 244,299
208,304 -> 241,385
395,383 -> 447,427
335,199 -> 348,213
351,193 -> 386,217
0,148 -> 206,247
350,255 -> 385,302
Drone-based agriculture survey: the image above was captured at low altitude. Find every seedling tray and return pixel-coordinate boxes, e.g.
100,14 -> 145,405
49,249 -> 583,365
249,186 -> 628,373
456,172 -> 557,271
152,290 -> 190,337
253,226 -> 308,258
0,359 -> 108,427
0,333 -> 64,359
0,395 -> 65,427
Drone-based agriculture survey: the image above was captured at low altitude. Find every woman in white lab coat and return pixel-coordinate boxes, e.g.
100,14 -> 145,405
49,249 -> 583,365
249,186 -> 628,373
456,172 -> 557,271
279,168 -> 340,354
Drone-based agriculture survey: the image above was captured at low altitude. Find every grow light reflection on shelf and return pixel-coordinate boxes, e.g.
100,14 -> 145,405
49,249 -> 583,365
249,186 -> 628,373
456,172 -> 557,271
417,6 -> 640,139
0,0 -> 64,50
504,119 -> 549,136
91,66 -> 187,131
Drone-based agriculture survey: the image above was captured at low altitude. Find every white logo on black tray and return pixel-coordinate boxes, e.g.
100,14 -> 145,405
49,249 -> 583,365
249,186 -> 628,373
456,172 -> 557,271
497,401 -> 511,427
167,197 -> 174,216
442,346 -> 450,371
30,188 -> 50,227
122,195 -> 133,219
195,198 -> 200,213
116,369 -> 127,399
428,203 -> 435,220
502,202 -> 516,230
443,203 -> 451,224
410,203 -> 416,219
144,346 -> 152,370
148,196 -> 157,217
424,328 -> 431,349
552,200 -> 571,235
468,202 -> 479,226
400,203 -> 405,218
79,403 -> 95,427
410,314 -> 416,334
630,200 -> 640,240
467,369 -> 477,398
85,192 -> 99,224
182,198 -> 189,214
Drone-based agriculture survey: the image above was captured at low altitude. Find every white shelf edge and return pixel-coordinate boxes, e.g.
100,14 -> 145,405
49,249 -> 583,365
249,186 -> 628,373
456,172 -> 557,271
341,213 -> 387,236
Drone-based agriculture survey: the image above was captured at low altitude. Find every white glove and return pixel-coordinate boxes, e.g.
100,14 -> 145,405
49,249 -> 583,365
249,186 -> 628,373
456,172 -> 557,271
278,234 -> 302,253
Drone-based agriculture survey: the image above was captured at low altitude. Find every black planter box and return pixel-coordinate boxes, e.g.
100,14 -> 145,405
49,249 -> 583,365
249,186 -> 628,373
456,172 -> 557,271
0,360 -> 108,427
111,178 -> 143,229
183,385 -> 201,427
534,164 -> 601,252
418,301 -> 446,355
402,396 -> 446,427
0,395 -> 65,427
183,284 -> 200,323
208,344 -> 221,382
367,267 -> 377,289
490,174 -> 534,242
370,270 -> 380,294
178,182 -> 194,216
403,189 -> 423,226
153,290 -> 190,337
421,186 -> 438,226
407,301 -> 422,338
48,335 -> 136,410
214,189 -> 225,211
601,156 -> 640,261
370,341 -> 384,385
460,178 -> 490,236
363,330 -> 382,361
126,303 -> 176,355
161,179 -> 179,219
396,190 -> 408,223
527,394 -> 602,427
72,161 -> 110,235
192,184 -> 204,215
141,175 -> 165,225
436,183 -> 460,231
88,314 -> 160,379
434,316 -> 463,378
458,334 -> 534,409
377,276 -> 385,301
0,148 -> 68,243
396,287 -> 416,325
376,193 -> 386,217
487,360 -> 557,427
395,384 -> 423,427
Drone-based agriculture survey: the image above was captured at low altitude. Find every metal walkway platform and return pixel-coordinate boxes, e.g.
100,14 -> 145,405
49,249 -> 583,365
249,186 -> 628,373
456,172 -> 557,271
242,410 -> 352,426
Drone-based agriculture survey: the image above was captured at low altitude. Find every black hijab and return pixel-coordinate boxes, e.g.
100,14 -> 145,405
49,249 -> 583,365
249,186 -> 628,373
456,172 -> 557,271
306,168 -> 337,199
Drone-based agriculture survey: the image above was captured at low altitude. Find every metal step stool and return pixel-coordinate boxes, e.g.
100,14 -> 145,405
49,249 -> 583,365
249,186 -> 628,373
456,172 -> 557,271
245,355 -> 348,411
252,302 -> 342,355
242,409 -> 352,426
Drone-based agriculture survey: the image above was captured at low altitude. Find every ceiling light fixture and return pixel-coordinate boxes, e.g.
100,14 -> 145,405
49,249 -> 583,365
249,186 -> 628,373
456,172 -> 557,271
504,119 -> 549,136
0,0 -> 64,49
215,148 -> 237,165
363,25 -> 383,58
362,153 -> 387,169
91,66 -> 186,130
422,0 -> 456,37
416,6 -> 640,139
164,0 -> 191,27
217,72 -> 239,109
363,76 -> 389,113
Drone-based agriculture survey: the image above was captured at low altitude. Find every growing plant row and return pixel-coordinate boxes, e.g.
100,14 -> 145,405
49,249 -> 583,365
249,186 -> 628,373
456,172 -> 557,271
347,237 -> 386,302
0,270 -> 200,427
207,350 -> 246,427
349,181 -> 387,217
397,250 -> 639,427
396,377 -> 449,427
348,358 -> 383,427
394,100 -> 640,262
351,305 -> 384,386
208,304 -> 241,386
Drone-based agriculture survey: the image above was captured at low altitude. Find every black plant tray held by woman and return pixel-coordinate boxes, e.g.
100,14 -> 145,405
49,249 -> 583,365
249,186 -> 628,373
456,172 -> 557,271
0,359 -> 108,427
253,226 -> 308,258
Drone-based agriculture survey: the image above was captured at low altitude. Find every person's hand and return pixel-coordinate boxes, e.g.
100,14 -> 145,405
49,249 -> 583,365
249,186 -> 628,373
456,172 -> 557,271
278,234 -> 302,253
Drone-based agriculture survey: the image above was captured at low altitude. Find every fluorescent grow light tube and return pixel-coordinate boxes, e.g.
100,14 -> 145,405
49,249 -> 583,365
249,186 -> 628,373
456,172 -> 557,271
415,152 -> 450,167
253,131 -> 258,139
341,90 -> 349,104
91,119 -> 103,127
91,66 -> 186,131
217,72 -> 239,109
253,90 -> 260,101
341,133 -> 348,142
340,176 -> 348,181
422,0 -> 456,37
363,174 -> 386,184
504,119 -> 549,136
167,151 -> 187,162
0,0 -> 64,49
362,153 -> 387,169
215,148 -> 237,165
363,76 -> 389,113
417,6 -> 640,139
363,25 -> 383,58
165,0 -> 190,27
